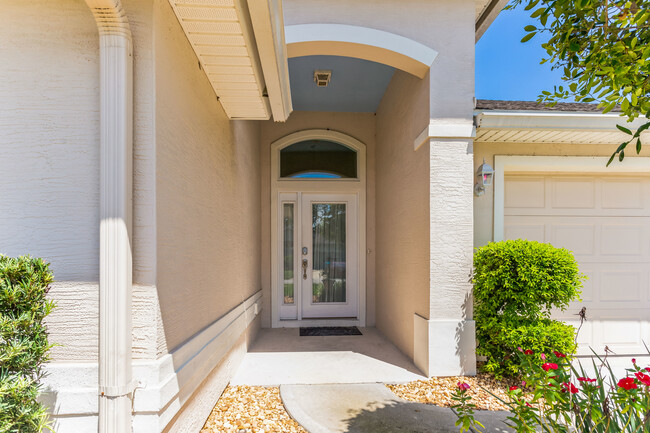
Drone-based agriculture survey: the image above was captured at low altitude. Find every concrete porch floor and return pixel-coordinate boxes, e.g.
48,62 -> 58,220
231,327 -> 427,385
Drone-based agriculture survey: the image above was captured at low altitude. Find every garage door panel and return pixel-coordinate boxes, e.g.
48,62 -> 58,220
504,173 -> 650,356
600,271 -> 642,302
578,267 -> 597,301
504,223 -> 545,243
551,177 -> 596,209
504,177 -> 545,209
549,224 -> 595,255
602,179 -> 645,209
601,224 -> 644,256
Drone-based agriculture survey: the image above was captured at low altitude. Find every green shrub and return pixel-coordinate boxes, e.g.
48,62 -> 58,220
0,255 -> 55,432
473,240 -> 584,377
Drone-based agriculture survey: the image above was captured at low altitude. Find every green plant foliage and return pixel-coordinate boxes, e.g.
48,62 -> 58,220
0,255 -> 55,433
509,0 -> 650,164
473,240 -> 584,377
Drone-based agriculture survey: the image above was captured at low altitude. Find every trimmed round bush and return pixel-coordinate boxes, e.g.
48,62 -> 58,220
473,240 -> 584,377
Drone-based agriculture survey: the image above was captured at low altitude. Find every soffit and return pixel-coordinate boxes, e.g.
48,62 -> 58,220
475,110 -> 650,144
168,0 -> 271,120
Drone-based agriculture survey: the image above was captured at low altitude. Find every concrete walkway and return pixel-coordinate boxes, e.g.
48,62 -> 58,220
231,327 -> 426,385
280,383 -> 513,433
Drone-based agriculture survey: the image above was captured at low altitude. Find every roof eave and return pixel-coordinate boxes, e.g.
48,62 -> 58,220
475,0 -> 509,42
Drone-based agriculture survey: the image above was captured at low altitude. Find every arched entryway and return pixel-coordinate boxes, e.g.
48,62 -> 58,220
270,130 -> 367,327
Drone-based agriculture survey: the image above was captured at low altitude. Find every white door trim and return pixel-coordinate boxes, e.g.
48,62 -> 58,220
494,155 -> 650,242
270,129 -> 367,328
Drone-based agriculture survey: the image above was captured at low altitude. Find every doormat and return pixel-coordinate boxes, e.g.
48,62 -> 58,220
299,326 -> 362,336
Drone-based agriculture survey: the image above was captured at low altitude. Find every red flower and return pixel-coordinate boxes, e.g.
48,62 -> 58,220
457,382 -> 471,391
635,372 -> 650,386
553,351 -> 567,358
577,377 -> 597,383
542,363 -> 558,372
618,377 -> 638,390
561,382 -> 579,394
509,386 -> 518,391
645,367 -> 650,372
632,358 -> 637,365
524,349 -> 534,355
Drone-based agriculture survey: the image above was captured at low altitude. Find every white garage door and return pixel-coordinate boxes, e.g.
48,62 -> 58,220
504,174 -> 650,356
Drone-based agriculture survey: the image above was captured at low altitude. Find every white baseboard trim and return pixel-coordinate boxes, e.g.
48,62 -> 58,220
41,290 -> 263,433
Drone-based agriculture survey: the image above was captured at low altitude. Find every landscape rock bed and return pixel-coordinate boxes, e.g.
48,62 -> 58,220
201,385 -> 307,433
387,373 -> 514,411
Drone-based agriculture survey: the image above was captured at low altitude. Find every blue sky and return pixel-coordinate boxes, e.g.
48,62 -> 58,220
476,4 -> 565,101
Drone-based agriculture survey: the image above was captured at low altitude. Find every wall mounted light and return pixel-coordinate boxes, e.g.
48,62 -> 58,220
474,159 -> 494,196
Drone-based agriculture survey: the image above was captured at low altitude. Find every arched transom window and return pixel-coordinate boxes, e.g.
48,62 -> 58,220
280,140 -> 357,179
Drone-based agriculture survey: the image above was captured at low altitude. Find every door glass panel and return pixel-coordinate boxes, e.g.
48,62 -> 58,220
283,203 -> 294,304
312,203 -> 346,303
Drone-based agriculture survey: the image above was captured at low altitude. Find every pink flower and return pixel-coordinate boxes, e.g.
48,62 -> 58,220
521,381 -> 526,387
561,382 -> 579,394
517,347 -> 523,352
618,377 -> 637,390
635,372 -> 650,386
524,349 -> 534,355
542,363 -> 558,372
457,382 -> 471,391
540,353 -> 546,361
553,351 -> 567,358
632,358 -> 637,365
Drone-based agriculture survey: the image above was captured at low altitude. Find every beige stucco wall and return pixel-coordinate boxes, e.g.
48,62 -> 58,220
259,111 -> 377,327
154,0 -> 262,353
473,141 -> 649,248
375,70 -> 430,359
0,0 -> 101,362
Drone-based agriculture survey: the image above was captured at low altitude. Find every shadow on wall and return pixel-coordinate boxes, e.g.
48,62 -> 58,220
340,400 -> 513,433
455,288 -> 476,374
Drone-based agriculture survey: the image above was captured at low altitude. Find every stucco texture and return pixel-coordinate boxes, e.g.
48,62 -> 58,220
259,111 -> 377,327
154,0 -> 262,353
375,70 -> 431,359
0,0 -> 101,361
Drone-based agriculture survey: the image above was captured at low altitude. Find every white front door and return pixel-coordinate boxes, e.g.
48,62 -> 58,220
278,192 -> 358,320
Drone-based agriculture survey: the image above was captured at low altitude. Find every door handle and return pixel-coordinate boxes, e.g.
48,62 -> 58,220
302,259 -> 308,280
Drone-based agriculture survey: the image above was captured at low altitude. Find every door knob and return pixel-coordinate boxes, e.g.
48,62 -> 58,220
302,259 -> 308,280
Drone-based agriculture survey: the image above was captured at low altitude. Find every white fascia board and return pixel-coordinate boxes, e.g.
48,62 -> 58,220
475,110 -> 649,132
247,0 -> 293,122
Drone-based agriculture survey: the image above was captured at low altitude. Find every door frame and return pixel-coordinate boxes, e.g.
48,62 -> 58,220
270,129 -> 366,328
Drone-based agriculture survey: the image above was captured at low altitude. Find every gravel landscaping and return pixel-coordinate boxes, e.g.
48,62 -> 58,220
202,375 -> 512,432
201,385 -> 307,433
387,373 -> 514,411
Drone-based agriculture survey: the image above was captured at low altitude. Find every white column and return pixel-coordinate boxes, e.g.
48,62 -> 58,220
85,1 -> 134,431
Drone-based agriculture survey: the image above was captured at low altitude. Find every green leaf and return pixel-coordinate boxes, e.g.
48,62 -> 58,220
521,32 -> 537,43
530,7 -> 546,18
524,25 -> 538,32
621,98 -> 630,112
616,124 -> 633,135
636,138 -> 642,154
